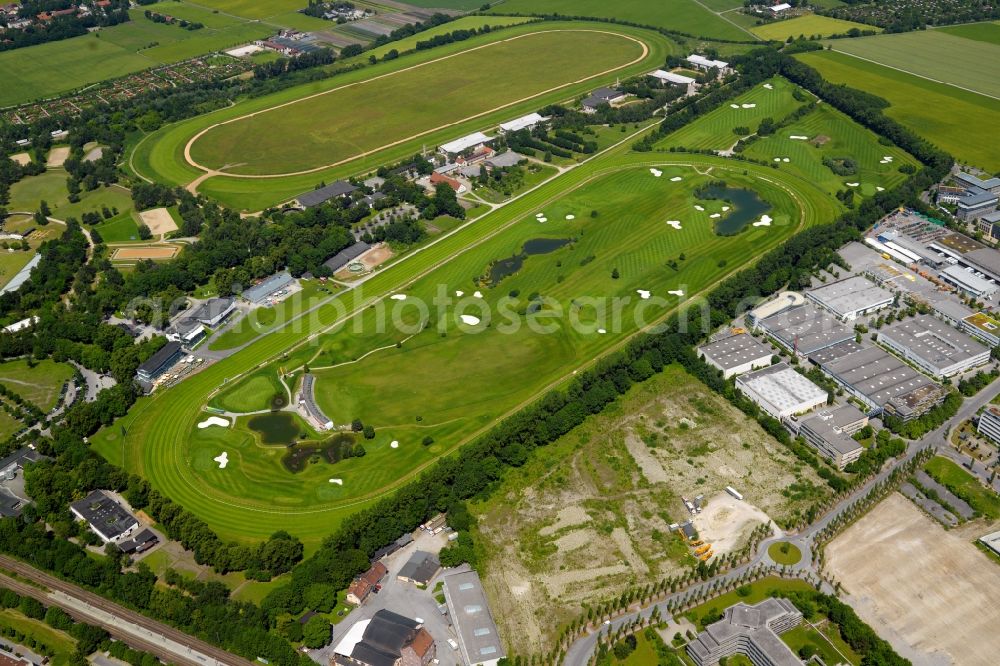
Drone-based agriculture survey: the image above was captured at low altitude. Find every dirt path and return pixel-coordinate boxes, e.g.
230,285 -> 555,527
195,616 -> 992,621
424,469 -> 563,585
182,29 -> 651,189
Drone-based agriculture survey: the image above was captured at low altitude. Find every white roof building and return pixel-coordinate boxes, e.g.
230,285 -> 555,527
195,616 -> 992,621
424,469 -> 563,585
735,362 -> 828,419
439,132 -> 493,155
2,316 -> 39,334
649,69 -> 696,85
498,113 -> 547,133
687,54 -> 729,70
768,3 -> 792,12
939,265 -> 999,299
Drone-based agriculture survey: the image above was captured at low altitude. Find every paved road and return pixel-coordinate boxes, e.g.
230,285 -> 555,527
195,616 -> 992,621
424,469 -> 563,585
0,556 -> 254,666
563,385 -> 1000,666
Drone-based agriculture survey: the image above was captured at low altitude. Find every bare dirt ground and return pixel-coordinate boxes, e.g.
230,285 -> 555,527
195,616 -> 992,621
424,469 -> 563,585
335,243 -> 394,279
9,153 -> 30,166
826,493 -> 1000,666
46,146 -> 69,167
474,367 -> 829,653
693,492 -> 779,556
112,246 -> 179,261
138,207 -> 179,236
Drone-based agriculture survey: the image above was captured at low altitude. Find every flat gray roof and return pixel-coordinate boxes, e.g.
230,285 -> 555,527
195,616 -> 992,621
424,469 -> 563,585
736,363 -> 827,414
442,569 -> 505,665
931,298 -> 975,323
817,343 -> 940,409
962,248 -> 1000,278
799,405 -> 866,455
757,303 -> 854,355
939,264 -> 997,294
879,314 -> 988,369
806,275 -> 894,318
242,270 -> 294,303
697,334 -> 773,370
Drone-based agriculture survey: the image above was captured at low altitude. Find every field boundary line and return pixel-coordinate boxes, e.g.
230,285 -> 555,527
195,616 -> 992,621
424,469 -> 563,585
182,29 -> 651,182
827,47 -> 1000,102
690,0 -> 759,39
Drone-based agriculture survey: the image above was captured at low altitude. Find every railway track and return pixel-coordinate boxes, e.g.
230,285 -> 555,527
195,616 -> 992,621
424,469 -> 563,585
0,555 -> 256,666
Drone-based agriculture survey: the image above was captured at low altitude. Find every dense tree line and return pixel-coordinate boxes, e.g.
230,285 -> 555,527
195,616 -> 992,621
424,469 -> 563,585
0,221 -> 88,321
253,48 -> 336,80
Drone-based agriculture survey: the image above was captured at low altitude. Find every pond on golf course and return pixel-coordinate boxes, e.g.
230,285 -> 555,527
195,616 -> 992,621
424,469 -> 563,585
697,184 -> 771,235
488,237 -> 572,283
247,412 -> 300,445
282,433 -> 360,473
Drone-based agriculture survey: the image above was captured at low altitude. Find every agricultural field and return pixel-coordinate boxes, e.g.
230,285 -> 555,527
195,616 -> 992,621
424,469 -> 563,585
488,0 -> 754,41
823,30 -> 1000,99
825,493 -> 1000,665
937,20 -> 1000,45
472,366 -> 831,653
93,132 -> 843,549
0,358 -> 74,412
188,30 -> 647,175
750,14 -> 877,40
797,50 -> 1000,171
130,21 -> 671,210
361,15 -> 535,59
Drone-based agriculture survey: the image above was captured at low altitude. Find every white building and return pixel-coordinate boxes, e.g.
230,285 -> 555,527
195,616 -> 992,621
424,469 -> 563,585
439,132 -> 493,156
768,2 -> 792,14
735,362 -> 828,419
806,275 -> 894,322
938,265 -> 999,299
686,54 -> 729,72
697,333 -> 774,378
498,113 -> 547,133
649,69 -> 696,86
977,405 -> 1000,444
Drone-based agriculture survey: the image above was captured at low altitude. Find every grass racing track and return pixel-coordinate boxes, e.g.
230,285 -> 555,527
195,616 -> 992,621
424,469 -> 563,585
129,21 -> 672,210
96,132 -> 841,551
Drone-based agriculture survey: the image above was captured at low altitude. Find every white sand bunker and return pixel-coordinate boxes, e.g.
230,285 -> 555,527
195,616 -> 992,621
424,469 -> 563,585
694,205 -> 705,211
537,216 -> 547,223
668,289 -> 685,296
566,214 -> 575,220
763,83 -> 773,90
790,135 -> 808,140
670,176 -> 682,182
636,289 -> 650,300
329,478 -> 343,485
846,182 -> 859,187
666,220 -> 682,230
455,290 -> 464,297
742,103 -> 756,109
535,212 -> 545,218
460,314 -> 481,325
753,214 -> 773,227
883,155 -> 894,161
390,440 -> 399,449
876,186 -> 885,192
198,416 -> 230,429
650,168 -> 662,177
710,213 -> 721,219
782,158 -> 790,163
390,294 -> 406,300
597,328 -> 606,334
730,104 -> 740,109
213,452 -> 229,469
722,206 -> 730,212
473,290 -> 483,298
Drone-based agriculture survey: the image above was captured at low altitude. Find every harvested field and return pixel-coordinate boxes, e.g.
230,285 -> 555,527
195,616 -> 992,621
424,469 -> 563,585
138,207 -> 178,236
9,153 -> 30,166
46,146 -> 69,168
474,366 -> 830,652
826,493 -> 1000,666
112,246 -> 179,261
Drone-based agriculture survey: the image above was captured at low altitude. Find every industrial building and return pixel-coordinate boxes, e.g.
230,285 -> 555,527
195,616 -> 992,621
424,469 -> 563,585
687,598 -> 803,666
805,275 -> 894,321
877,315 -> 990,378
735,363 -> 828,419
931,299 -> 975,328
977,405 -> 1000,444
938,265 -> 998,299
442,569 -> 506,666
697,333 -> 774,378
810,341 -> 946,420
755,303 -> 855,356
747,291 -> 805,326
792,404 -> 867,470
962,311 -> 1000,346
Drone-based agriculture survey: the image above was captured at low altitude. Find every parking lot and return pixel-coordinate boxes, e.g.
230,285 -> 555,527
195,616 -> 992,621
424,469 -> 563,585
310,529 -> 465,666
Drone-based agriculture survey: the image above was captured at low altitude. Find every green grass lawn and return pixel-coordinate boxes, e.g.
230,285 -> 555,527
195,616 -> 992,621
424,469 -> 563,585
92,141 -> 842,548
925,455 -> 1000,519
0,608 -> 76,666
0,358 -> 74,412
768,541 -> 802,565
683,577 -> 814,629
94,214 -> 142,243
7,171 -> 70,214
209,368 -> 285,413
189,29 -> 647,175
797,50 -> 1000,171
782,623 -> 859,665
209,281 -> 335,350
751,14 -> 877,40
489,0 -> 753,41
0,252 -> 36,293
823,30 -> 1000,99
183,0 -> 307,20
0,407 -> 25,441
937,21 -> 1000,46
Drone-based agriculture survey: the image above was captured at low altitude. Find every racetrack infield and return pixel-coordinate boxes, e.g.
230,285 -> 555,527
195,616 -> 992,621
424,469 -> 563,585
187,29 -> 647,176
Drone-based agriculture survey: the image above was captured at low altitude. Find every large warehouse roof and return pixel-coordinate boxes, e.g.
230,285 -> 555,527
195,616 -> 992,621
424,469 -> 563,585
939,265 -> 998,296
440,132 -> 492,154
736,363 -> 827,416
816,343 -> 940,409
879,315 -> 988,370
757,303 -> 854,355
649,69 -> 695,84
698,334 -> 773,372
805,275 -> 894,319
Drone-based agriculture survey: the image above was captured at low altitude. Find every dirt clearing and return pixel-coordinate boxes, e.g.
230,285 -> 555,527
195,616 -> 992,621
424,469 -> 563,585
138,208 -> 178,236
9,153 -> 30,166
112,246 -> 179,261
693,492 -> 778,556
826,492 -> 1000,666
46,146 -> 69,167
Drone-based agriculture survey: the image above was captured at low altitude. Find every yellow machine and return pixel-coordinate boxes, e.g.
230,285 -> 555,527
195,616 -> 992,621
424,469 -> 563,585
694,544 -> 711,555
699,550 -> 713,561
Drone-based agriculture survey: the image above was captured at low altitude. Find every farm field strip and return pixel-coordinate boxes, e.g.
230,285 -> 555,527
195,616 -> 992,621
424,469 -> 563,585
185,29 -> 650,176
796,50 -> 1000,171
95,140 -> 839,547
750,14 -> 877,40
823,30 -> 1000,100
